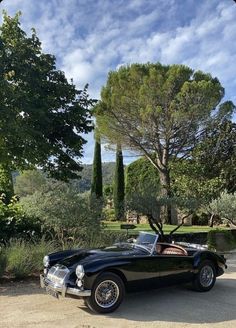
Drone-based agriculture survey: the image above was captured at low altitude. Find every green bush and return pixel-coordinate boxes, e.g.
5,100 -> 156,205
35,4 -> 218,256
0,198 -> 42,243
207,229 -> 236,250
1,231 -> 127,279
5,239 -> 58,278
6,240 -> 34,278
102,208 -> 116,221
30,239 -> 58,272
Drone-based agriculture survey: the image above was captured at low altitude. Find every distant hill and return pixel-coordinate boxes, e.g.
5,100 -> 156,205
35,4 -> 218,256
12,162 -> 117,194
75,162 -> 117,192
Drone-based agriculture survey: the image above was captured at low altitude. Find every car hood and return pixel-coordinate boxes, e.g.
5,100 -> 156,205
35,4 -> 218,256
58,244 -> 145,269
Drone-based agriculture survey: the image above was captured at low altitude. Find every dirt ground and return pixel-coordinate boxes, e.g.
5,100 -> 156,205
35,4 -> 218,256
1,252 -> 236,328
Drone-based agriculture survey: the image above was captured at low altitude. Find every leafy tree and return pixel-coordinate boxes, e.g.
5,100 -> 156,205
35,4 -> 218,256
14,170 -> 46,197
208,191 -> 236,226
96,63 -> 235,223
126,187 -> 199,240
171,160 -> 223,204
20,180 -> 101,248
192,120 -> 236,193
113,145 -> 125,220
125,156 -> 160,201
91,136 -> 103,198
0,12 -> 94,183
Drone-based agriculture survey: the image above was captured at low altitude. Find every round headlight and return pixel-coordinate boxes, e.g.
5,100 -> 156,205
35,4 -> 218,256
43,255 -> 50,267
76,265 -> 85,279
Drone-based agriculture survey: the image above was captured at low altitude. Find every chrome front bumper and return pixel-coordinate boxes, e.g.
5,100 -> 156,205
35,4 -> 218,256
40,274 -> 91,298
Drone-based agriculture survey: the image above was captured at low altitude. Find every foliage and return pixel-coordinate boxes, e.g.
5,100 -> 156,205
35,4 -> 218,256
192,120 -> 236,193
125,156 -> 160,201
208,191 -> 236,224
76,230 -> 127,248
96,62 -> 235,223
103,184 -> 113,199
5,238 -> 58,278
113,146 -> 125,220
0,164 -> 14,203
0,12 -> 94,180
91,138 -> 103,198
171,159 -> 223,204
70,163 -> 116,193
0,197 -> 42,243
207,229 -> 236,251
126,187 -> 200,239
102,208 -> 116,221
20,180 -> 101,247
6,239 -> 35,278
14,170 -> 46,197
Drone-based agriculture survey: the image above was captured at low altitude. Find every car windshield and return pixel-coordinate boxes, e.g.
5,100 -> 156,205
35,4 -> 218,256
134,232 -> 158,253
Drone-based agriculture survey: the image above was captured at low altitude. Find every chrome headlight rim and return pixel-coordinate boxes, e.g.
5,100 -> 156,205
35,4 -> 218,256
43,255 -> 50,267
76,264 -> 85,280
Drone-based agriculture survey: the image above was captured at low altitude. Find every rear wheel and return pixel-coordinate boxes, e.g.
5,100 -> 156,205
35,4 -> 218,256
192,260 -> 216,292
85,272 -> 125,314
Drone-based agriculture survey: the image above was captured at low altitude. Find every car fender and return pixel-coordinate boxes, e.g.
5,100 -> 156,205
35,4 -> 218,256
83,258 -> 132,289
193,250 -> 225,272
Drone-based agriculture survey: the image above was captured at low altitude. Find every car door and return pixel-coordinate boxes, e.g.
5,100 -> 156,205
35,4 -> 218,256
154,252 -> 194,286
122,254 -> 163,291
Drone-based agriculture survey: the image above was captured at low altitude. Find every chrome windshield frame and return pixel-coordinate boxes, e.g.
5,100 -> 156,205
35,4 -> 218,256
134,231 -> 159,255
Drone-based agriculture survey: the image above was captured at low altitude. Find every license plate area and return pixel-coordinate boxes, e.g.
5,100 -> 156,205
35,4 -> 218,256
46,286 -> 59,299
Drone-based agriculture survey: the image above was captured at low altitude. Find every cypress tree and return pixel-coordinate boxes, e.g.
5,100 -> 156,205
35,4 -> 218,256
113,145 -> 125,220
91,137 -> 103,198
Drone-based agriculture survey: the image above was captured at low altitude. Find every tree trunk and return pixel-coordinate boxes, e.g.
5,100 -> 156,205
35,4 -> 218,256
209,214 -> 214,227
159,169 -> 172,224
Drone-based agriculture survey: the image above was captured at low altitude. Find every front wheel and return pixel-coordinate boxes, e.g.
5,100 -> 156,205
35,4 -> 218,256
85,272 -> 125,314
192,260 -> 216,292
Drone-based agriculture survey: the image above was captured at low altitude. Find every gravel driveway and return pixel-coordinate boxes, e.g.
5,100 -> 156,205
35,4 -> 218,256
1,252 -> 236,328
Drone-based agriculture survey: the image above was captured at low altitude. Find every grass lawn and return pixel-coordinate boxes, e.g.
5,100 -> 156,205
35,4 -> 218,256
103,221 -> 225,234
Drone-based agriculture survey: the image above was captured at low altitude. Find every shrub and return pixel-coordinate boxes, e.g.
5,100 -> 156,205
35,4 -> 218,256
6,240 -> 34,278
30,238 -> 59,272
102,208 -> 116,221
0,198 -> 42,243
207,229 -> 236,251
20,181 -> 101,245
5,239 -> 59,278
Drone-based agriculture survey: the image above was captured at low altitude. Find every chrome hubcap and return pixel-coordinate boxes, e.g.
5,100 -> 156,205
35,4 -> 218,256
95,280 -> 119,308
200,265 -> 214,287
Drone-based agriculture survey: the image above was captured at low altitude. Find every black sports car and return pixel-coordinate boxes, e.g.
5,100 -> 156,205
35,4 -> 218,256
40,232 -> 227,313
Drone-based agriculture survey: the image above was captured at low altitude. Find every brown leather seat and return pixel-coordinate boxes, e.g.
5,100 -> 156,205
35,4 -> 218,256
161,245 -> 187,256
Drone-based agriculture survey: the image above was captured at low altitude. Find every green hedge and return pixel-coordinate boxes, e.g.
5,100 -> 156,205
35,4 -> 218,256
207,229 -> 236,251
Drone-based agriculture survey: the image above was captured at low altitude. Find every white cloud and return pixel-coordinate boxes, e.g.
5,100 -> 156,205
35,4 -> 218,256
1,0 -> 236,163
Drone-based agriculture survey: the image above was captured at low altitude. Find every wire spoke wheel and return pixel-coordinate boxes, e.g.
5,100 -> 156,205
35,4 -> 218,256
95,280 -> 120,308
199,265 -> 214,288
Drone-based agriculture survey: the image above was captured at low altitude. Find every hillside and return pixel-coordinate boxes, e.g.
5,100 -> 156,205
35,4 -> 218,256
76,162 -> 116,192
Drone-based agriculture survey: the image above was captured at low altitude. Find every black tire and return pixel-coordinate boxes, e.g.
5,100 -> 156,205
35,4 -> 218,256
85,272 -> 125,314
192,260 -> 216,292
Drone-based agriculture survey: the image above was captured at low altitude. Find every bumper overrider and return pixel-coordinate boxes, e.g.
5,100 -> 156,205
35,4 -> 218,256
40,274 -> 91,298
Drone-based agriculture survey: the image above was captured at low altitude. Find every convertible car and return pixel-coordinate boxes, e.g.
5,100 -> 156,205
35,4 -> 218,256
40,232 -> 227,313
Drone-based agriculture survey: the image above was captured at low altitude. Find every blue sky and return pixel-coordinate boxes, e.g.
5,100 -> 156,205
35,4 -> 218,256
1,0 -> 236,164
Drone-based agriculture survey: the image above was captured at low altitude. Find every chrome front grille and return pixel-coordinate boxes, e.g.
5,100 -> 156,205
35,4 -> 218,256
47,264 -> 69,287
